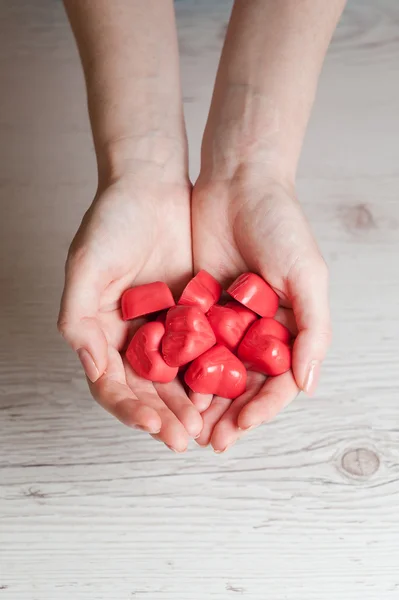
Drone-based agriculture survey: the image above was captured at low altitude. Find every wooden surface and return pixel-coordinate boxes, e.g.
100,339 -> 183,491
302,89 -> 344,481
1,0 -> 399,598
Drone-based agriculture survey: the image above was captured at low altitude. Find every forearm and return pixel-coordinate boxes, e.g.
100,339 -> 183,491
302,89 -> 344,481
64,0 -> 187,182
201,0 -> 346,183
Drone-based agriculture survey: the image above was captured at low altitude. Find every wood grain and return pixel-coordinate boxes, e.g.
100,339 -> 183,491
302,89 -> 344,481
1,0 -> 399,598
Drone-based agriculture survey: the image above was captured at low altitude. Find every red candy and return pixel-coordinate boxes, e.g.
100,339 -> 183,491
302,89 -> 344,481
227,272 -> 279,317
178,270 -> 222,313
162,305 -> 216,367
122,273 -> 294,399
207,304 -> 253,352
126,322 -> 178,383
122,282 -> 175,321
185,345 -> 247,400
224,301 -> 258,329
247,317 -> 291,345
238,330 -> 291,376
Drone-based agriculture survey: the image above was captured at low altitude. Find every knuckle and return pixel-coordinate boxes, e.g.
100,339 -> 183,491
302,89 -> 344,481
65,213 -> 93,273
56,316 -> 69,338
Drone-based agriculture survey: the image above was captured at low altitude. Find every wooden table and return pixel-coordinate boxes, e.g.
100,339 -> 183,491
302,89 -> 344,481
1,1 -> 398,598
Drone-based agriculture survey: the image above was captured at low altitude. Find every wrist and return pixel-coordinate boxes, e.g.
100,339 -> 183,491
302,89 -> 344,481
199,134 -> 296,192
200,86 -> 300,186
96,129 -> 189,187
195,159 -> 296,208
84,79 -> 188,185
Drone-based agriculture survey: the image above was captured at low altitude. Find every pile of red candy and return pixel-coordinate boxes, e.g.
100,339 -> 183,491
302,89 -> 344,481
122,271 -> 292,400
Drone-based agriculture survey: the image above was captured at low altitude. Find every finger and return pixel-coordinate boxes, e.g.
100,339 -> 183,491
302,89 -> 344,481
195,397 -> 233,447
288,259 -> 332,396
189,390 -> 214,413
89,347 -> 161,433
155,379 -> 203,439
58,251 -> 108,381
210,372 -> 265,453
237,370 -> 299,430
125,364 -> 190,453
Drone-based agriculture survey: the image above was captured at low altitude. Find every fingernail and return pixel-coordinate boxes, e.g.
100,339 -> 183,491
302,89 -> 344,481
238,424 -> 256,432
303,360 -> 320,396
77,348 -> 99,383
166,445 -> 185,454
239,421 -> 264,432
215,442 -> 234,454
135,425 -> 161,435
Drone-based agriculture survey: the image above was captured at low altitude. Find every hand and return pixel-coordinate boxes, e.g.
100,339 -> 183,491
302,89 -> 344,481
58,169 -> 203,452
191,171 -> 331,452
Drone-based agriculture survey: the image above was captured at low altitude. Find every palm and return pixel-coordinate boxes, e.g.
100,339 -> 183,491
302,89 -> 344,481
64,178 -> 202,451
191,177 -> 317,451
77,180 -> 192,345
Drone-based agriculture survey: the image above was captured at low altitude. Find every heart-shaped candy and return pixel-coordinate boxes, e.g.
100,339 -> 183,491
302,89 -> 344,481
206,304 -> 252,352
246,317 -> 291,345
224,301 -> 258,329
162,305 -> 216,367
178,270 -> 222,313
126,322 -> 178,383
185,345 -> 247,399
238,329 -> 291,376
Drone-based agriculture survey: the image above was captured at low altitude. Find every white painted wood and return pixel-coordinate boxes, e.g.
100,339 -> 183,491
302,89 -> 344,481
1,0 -> 399,598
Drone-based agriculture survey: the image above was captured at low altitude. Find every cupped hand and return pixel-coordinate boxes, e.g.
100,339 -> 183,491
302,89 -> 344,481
58,173 -> 203,452
191,171 -> 331,452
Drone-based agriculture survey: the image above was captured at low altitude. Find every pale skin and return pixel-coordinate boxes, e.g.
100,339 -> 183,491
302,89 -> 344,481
59,0 -> 346,452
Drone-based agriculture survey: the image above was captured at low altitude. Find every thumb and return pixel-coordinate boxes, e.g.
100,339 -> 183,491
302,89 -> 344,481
58,253 -> 108,382
288,257 -> 332,396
